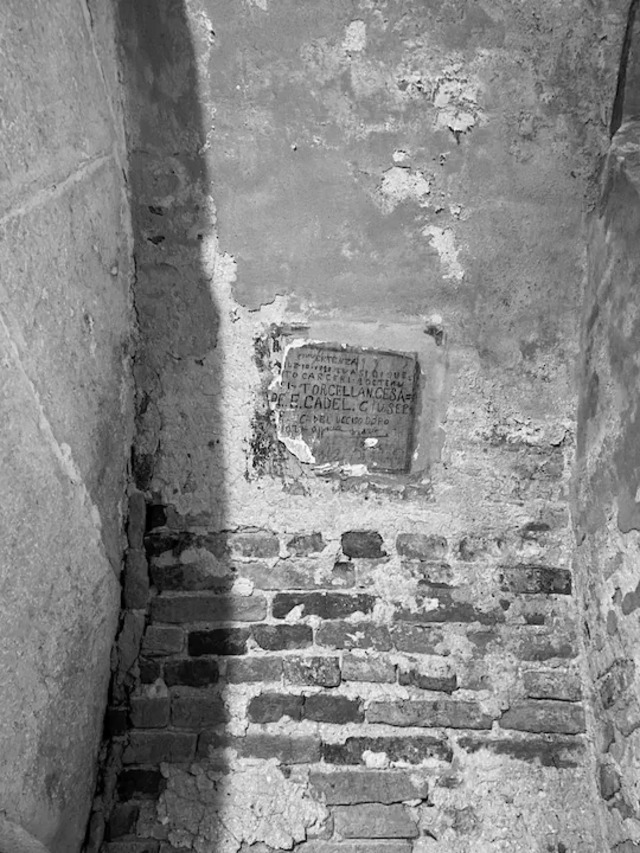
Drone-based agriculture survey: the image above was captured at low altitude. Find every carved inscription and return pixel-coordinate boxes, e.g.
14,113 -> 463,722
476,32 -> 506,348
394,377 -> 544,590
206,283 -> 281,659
272,343 -> 418,472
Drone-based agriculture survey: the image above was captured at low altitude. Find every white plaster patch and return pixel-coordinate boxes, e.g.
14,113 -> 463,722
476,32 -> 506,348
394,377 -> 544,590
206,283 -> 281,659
422,225 -> 465,282
343,20 -> 367,53
433,68 -> 482,137
245,0 -> 269,9
377,166 -> 431,213
362,750 -> 390,768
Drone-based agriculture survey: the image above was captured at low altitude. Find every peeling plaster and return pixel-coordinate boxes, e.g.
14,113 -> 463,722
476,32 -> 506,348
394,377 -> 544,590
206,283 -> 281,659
422,225 -> 465,282
376,166 -> 432,213
343,20 -> 367,54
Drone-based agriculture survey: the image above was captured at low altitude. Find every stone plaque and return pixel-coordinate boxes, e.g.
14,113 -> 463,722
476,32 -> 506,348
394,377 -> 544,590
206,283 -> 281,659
272,342 -> 418,473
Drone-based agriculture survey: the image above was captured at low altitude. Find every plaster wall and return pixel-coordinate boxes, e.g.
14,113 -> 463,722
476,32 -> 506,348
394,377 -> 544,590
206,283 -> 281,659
0,1 -> 134,851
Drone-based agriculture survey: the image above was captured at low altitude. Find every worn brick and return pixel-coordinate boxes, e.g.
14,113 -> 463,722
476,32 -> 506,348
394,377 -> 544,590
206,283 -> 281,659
390,625 -> 447,654
188,628 -> 250,656
130,682 -> 170,729
171,689 -> 228,728
150,594 -> 267,624
284,656 -> 341,687
123,731 -> 196,765
522,669 -> 582,702
342,531 -> 386,559
304,695 -> 364,724
333,804 -> 418,839
316,621 -> 391,652
128,491 -> 147,550
323,736 -> 452,765
299,844 -> 411,853
248,693 -> 304,723
141,626 -> 184,657
394,587 -> 504,625
396,534 -> 447,561
139,658 -> 162,684
367,700 -> 493,730
342,655 -> 396,684
164,659 -> 219,687
332,561 -> 356,588
124,549 -> 150,610
458,534 -> 505,562
104,842 -> 159,853
106,706 -> 129,737
227,529 -> 280,558
252,624 -> 313,650
273,593 -> 375,620
398,669 -> 457,694
287,532 -> 326,555
499,565 -> 572,595
309,770 -> 428,804
225,656 -> 283,683
500,700 -> 585,734
458,736 -> 584,769
240,734 -> 321,763
117,769 -> 166,800
510,630 -> 578,661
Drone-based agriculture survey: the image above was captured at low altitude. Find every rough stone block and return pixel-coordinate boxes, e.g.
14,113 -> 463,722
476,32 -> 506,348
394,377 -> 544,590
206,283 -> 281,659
273,592 -> 375,620
227,529 -> 280,558
394,587 -> 504,625
299,844 -> 411,853
600,763 -> 622,800
333,804 -> 418,839
284,656 -> 341,687
287,532 -> 326,555
390,625 -> 446,654
139,658 -> 162,683
129,682 -> 170,729
332,561 -> 356,588
511,630 -> 578,661
304,695 -> 364,724
342,655 -> 396,684
188,627 -> 250,656
164,659 -> 219,688
500,700 -> 585,734
499,565 -> 572,595
150,562 -> 234,594
366,700 -> 494,730
150,593 -> 267,624
128,491 -> 147,550
395,534 -> 448,561
106,706 -> 129,737
104,842 -> 159,853
238,561 -> 318,590
522,669 -> 582,702
309,770 -> 428,804
142,626 -> 184,657
248,693 -> 304,723
146,504 -> 167,531
342,531 -> 386,559
171,689 -> 228,728
252,624 -> 313,650
124,549 -> 150,610
398,669 -> 457,694
123,731 -> 196,765
316,621 -> 391,651
117,769 -> 166,800
322,736 -> 452,766
225,656 -> 283,683
239,734 -> 321,763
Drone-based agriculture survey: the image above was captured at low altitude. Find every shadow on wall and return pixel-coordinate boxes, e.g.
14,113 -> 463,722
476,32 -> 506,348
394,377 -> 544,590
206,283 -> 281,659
86,1 -> 227,849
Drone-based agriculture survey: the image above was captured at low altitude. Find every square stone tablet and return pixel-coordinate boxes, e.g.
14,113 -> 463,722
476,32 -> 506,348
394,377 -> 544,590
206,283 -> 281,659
272,342 -> 418,473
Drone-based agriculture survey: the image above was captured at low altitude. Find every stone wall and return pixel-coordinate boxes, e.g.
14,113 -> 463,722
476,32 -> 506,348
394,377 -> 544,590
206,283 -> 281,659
0,1 -> 134,851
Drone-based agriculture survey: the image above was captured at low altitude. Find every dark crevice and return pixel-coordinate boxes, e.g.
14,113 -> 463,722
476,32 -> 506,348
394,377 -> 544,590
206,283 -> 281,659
610,0 -> 640,137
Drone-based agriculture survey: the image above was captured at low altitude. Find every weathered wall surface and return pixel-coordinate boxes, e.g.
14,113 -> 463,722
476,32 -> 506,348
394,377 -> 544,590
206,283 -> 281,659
573,117 -> 640,849
0,1 -> 134,851
103,1 -> 631,852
